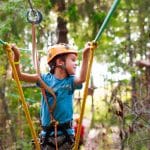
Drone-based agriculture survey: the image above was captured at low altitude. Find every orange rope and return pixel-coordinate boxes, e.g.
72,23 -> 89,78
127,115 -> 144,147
73,42 -> 97,150
4,44 -> 41,150
32,23 -> 40,73
31,22 -> 59,150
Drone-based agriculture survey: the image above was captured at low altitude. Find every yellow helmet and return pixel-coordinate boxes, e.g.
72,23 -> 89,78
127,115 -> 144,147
47,43 -> 78,64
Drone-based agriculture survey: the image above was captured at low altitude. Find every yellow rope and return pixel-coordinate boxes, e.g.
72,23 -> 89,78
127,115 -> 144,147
73,42 -> 97,150
4,44 -> 41,150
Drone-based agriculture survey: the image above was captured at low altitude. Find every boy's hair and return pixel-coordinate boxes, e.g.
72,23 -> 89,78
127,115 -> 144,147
49,53 -> 67,74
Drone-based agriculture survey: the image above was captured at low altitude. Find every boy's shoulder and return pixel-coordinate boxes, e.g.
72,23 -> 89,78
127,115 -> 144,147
41,72 -> 53,80
41,73 -> 76,82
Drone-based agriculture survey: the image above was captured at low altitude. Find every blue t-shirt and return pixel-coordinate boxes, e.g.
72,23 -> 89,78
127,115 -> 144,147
37,73 -> 82,135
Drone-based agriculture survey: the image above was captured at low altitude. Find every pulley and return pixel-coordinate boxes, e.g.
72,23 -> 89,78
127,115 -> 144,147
27,9 -> 42,24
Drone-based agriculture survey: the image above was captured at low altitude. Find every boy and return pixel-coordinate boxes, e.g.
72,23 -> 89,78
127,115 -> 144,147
11,43 -> 91,149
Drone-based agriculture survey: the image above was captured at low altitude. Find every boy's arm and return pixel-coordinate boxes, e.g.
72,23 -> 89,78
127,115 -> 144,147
11,44 -> 39,83
75,43 -> 91,85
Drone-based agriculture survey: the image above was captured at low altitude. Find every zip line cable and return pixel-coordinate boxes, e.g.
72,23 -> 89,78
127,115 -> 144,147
73,0 -> 120,149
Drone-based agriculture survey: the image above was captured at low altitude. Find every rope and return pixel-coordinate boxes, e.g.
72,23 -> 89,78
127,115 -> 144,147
27,0 -> 57,124
1,38 -> 57,148
27,0 -> 42,24
1,1 -> 120,149
30,24 -> 58,136
31,23 -> 39,73
2,43 -> 41,150
1,39 -> 57,148
28,4 -> 58,148
73,42 -> 97,150
41,86 -> 58,150
27,0 -> 34,12
27,0 -> 40,73
94,0 -> 120,42
0,39 -> 6,45
74,0 -> 120,149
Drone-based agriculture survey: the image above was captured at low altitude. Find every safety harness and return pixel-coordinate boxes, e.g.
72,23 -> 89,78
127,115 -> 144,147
39,85 -> 74,150
41,121 -> 74,147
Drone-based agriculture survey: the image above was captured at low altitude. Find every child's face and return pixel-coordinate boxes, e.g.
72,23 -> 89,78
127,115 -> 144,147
65,53 -> 77,75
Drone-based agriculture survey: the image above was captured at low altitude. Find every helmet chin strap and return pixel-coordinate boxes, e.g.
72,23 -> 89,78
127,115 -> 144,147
55,64 -> 69,77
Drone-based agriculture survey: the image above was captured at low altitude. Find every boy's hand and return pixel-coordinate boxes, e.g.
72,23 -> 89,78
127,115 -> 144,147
11,44 -> 20,61
82,42 -> 91,58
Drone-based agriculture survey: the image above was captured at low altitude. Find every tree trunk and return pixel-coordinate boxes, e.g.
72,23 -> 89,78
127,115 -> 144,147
56,17 -> 68,44
54,0 -> 68,44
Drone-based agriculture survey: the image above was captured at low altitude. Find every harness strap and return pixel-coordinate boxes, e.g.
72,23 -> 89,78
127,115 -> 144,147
42,121 -> 73,147
42,121 -> 72,131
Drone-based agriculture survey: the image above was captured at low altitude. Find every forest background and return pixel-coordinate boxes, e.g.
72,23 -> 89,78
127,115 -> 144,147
0,0 -> 150,149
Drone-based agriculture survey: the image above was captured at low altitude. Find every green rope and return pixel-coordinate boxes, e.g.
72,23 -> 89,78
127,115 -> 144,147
0,39 -> 7,45
0,39 -> 45,53
94,0 -> 120,42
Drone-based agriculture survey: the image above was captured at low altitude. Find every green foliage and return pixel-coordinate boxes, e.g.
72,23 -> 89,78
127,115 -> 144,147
125,128 -> 150,150
92,11 -> 105,26
16,139 -> 32,150
67,3 -> 79,22
91,11 -> 106,37
33,0 -> 52,13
